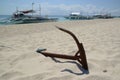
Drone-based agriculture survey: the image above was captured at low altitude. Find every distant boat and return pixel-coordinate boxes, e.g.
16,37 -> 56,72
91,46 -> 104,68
10,4 -> 58,24
10,10 -> 57,24
93,13 -> 114,19
64,12 -> 93,20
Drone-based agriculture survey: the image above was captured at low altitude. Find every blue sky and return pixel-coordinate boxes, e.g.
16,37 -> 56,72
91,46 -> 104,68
0,0 -> 120,16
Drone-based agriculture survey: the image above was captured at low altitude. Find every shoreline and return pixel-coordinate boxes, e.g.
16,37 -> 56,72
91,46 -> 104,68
0,18 -> 119,38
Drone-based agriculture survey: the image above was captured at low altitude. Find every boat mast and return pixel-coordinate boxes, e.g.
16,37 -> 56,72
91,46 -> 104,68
16,7 -> 18,14
32,3 -> 34,16
39,4 -> 41,16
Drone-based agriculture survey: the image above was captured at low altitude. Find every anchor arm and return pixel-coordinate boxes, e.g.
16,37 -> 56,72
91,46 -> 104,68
56,26 -> 81,50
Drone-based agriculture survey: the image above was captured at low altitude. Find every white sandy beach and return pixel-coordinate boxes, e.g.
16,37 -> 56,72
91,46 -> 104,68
0,18 -> 120,80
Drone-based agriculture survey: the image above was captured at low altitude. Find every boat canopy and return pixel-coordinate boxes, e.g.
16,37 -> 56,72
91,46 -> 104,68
20,10 -> 35,14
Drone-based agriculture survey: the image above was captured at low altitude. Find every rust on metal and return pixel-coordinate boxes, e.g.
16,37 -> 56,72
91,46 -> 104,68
36,26 -> 89,72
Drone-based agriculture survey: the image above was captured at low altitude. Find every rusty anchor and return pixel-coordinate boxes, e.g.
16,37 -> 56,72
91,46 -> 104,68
36,26 -> 89,72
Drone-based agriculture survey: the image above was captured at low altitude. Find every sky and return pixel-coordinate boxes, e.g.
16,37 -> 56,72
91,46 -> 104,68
0,0 -> 120,16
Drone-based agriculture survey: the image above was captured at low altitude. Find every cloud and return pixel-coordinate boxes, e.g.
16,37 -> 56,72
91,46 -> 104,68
0,1 -> 119,16
38,3 -> 115,15
109,9 -> 120,15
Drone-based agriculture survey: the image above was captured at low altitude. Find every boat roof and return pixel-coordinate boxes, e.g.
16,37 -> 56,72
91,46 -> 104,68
70,12 -> 80,15
20,10 -> 35,14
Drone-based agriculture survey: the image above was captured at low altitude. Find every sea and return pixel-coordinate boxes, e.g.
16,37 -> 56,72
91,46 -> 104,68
0,15 -> 119,26
0,15 -> 12,25
0,15 -> 68,26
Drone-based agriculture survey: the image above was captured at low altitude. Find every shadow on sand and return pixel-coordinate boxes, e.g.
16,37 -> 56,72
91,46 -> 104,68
51,57 -> 89,75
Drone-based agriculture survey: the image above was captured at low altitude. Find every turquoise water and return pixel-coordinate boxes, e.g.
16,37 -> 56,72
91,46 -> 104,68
0,15 -> 13,25
0,15 -> 68,26
0,15 -> 118,26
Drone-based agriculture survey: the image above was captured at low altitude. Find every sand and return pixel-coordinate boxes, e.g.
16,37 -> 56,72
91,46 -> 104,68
0,18 -> 120,80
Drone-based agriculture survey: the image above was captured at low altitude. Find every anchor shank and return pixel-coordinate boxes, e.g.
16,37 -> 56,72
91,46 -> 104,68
78,43 -> 89,70
40,52 -> 77,60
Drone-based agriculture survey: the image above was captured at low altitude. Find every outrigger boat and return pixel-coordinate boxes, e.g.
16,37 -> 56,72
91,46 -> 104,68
93,13 -> 114,19
64,12 -> 93,20
10,10 -> 57,24
10,4 -> 57,24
